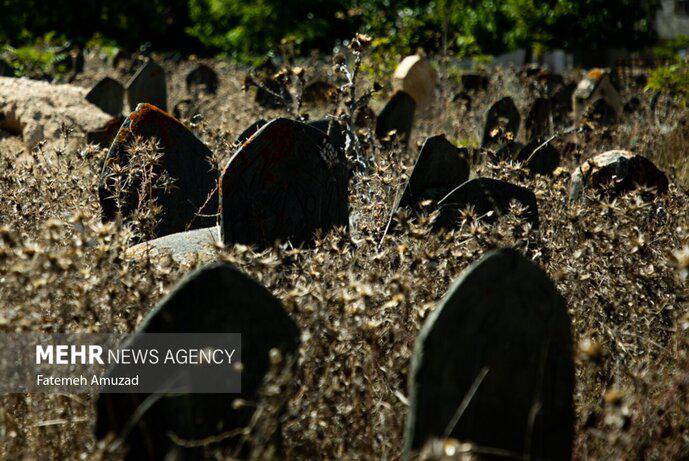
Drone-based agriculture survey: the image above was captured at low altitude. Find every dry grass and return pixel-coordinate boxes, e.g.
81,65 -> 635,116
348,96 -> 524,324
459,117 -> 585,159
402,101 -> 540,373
1,51 -> 689,459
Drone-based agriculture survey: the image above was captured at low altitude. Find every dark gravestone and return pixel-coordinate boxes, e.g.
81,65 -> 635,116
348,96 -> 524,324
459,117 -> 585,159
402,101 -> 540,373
236,119 -> 268,145
405,248 -> 574,460
624,96 -> 642,114
126,60 -> 167,111
524,97 -> 551,141
569,150 -> 669,200
399,134 -> 471,208
583,98 -> 618,127
308,119 -> 349,152
85,77 -> 125,116
481,97 -> 520,148
435,178 -> 539,229
461,73 -> 489,92
255,78 -> 293,109
375,90 -> 416,144
550,82 -> 576,128
95,263 -> 301,461
517,137 -> 561,176
98,103 -> 218,238
493,141 -> 524,163
452,91 -> 472,111
302,80 -> 337,105
186,63 -> 219,95
220,118 -> 349,247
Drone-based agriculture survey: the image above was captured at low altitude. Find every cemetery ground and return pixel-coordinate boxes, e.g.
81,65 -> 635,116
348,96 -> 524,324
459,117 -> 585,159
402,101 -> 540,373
1,46 -> 689,460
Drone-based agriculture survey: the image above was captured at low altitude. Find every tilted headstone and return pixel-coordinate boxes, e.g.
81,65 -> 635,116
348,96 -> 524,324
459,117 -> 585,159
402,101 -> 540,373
392,55 -> 437,109
572,69 -> 622,125
85,77 -> 124,116
481,97 -> 520,148
98,103 -> 218,238
302,80 -> 337,106
525,97 -> 551,141
220,118 -> 349,247
399,134 -> 471,208
517,137 -> 561,176
405,248 -> 574,460
434,177 -> 539,229
569,150 -> 669,200
186,63 -> 219,95
583,98 -> 618,127
236,119 -> 267,145
126,59 -> 167,111
95,262 -> 301,460
375,90 -> 416,144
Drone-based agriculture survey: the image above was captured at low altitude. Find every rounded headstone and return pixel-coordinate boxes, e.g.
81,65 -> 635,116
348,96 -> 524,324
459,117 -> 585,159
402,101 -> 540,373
220,118 -> 349,247
392,55 -> 437,109
126,59 -> 167,111
435,177 -> 539,229
517,138 -> 561,176
98,103 -> 218,238
236,119 -> 268,145
481,97 -> 520,148
95,262 -> 301,460
308,118 -> 350,152
375,90 -> 416,144
85,77 -> 124,116
405,248 -> 574,460
185,63 -> 219,95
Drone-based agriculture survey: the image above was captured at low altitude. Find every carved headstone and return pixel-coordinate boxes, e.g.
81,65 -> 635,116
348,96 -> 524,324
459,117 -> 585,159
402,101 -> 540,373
392,55 -> 437,109
126,59 -> 167,111
435,178 -> 539,229
220,118 -> 349,247
375,90 -> 416,144
98,103 -> 217,238
481,97 -> 520,147
95,263 -> 301,460
405,248 -> 574,460
85,77 -> 124,116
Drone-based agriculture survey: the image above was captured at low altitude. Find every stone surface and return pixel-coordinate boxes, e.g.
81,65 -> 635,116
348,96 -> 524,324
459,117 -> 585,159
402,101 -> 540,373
573,69 -> 623,124
255,78 -> 293,109
86,115 -> 124,148
308,118 -> 349,152
375,90 -> 416,144
126,226 -> 220,264
493,140 -> 524,163
517,137 -> 561,176
405,248 -> 574,460
85,77 -> 124,116
220,118 -> 349,247
481,97 -> 520,147
236,119 -> 268,145
186,63 -> 219,95
98,103 -> 218,238
569,150 -> 669,200
0,76 -> 112,148
583,98 -> 618,127
302,80 -> 337,105
392,55 -> 437,109
435,177 -> 539,229
126,59 -> 167,111
399,134 -> 471,208
95,262 -> 301,460
525,97 -> 551,141
551,82 -> 576,127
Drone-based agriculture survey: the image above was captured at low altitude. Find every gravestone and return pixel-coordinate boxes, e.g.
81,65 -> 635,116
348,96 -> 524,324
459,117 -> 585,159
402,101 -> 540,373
96,262 -> 301,461
405,248 -> 574,460
481,97 -> 520,148
583,98 -> 618,127
126,226 -> 220,264
98,103 -> 218,238
392,55 -> 437,109
308,118 -> 349,152
517,138 -> 561,176
375,90 -> 416,144
525,97 -> 551,141
453,91 -> 472,111
236,119 -> 267,145
85,77 -> 124,116
551,82 -> 576,128
573,69 -> 622,125
255,78 -> 293,109
624,96 -> 642,114
399,134 -> 471,208
302,80 -> 337,105
493,141 -> 524,163
186,63 -> 219,95
86,115 -> 125,148
569,150 -> 669,200
435,178 -> 539,229
126,59 -> 167,111
220,118 -> 349,247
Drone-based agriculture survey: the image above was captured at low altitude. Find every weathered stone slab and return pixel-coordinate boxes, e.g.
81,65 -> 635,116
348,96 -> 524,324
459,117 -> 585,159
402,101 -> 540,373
98,103 -> 218,238
392,55 -> 437,109
375,90 -> 416,144
405,248 -> 574,460
569,150 -> 669,200
525,97 -> 551,141
517,137 -> 561,176
126,59 -> 167,111
435,178 -> 539,229
85,77 -> 124,116
573,69 -> 622,125
481,97 -> 520,147
220,118 -> 349,247
399,134 -> 471,208
95,262 -> 301,460
186,63 -> 219,95
126,226 -> 220,264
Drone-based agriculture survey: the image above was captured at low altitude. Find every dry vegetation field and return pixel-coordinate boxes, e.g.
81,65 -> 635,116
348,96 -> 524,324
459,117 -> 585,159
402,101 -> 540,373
1,50 -> 689,459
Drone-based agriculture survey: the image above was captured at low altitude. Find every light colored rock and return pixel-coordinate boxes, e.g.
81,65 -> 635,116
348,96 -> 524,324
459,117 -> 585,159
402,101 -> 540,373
392,55 -> 437,109
0,76 -> 111,148
572,69 -> 623,124
126,226 -> 221,264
